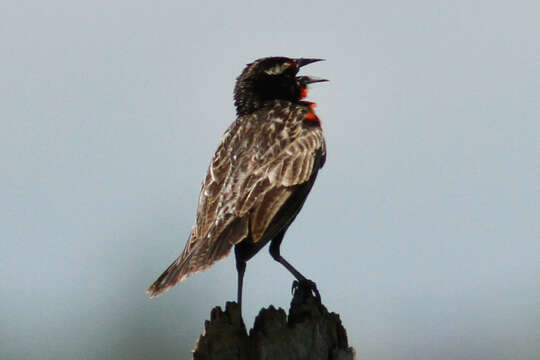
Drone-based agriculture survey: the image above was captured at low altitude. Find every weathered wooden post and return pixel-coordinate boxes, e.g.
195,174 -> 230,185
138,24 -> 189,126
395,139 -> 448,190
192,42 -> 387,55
193,281 -> 355,360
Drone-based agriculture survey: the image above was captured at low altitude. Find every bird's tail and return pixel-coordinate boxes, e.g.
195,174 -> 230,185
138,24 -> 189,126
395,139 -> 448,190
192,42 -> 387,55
147,221 -> 243,297
146,239 -> 203,298
147,254 -> 191,298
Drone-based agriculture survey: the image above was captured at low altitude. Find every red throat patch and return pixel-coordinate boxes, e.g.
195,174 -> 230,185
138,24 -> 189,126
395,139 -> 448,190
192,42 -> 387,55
300,88 -> 308,99
303,102 -> 320,125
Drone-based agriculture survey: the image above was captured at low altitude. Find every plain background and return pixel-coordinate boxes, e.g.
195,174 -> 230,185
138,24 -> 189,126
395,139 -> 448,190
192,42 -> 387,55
2,1 -> 539,359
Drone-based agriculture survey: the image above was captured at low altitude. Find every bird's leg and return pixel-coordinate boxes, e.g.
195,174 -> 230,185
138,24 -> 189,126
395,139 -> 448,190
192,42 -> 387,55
269,230 -> 321,301
234,246 -> 247,311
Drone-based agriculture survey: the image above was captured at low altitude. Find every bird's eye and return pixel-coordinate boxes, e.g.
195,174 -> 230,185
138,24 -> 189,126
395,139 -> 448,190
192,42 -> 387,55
264,62 -> 295,76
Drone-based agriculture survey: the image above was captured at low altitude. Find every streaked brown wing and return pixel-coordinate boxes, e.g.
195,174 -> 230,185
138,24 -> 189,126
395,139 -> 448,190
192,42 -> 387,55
235,129 -> 324,241
147,101 -> 325,296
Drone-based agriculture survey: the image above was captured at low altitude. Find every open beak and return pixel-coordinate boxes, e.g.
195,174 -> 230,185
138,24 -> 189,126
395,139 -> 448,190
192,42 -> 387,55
295,59 -> 328,91
295,59 -> 328,83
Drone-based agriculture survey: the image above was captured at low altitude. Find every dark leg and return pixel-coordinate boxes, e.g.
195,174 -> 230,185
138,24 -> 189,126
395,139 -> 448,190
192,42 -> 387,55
234,246 -> 246,311
269,230 -> 320,300
269,230 -> 306,281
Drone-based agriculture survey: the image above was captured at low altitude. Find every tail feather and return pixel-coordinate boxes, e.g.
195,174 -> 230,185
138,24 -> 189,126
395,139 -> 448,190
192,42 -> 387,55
146,234 -> 230,298
146,251 -> 194,298
147,217 -> 249,298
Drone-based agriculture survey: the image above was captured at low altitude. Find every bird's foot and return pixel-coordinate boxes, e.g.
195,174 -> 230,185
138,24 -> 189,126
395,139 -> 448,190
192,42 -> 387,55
291,279 -> 321,303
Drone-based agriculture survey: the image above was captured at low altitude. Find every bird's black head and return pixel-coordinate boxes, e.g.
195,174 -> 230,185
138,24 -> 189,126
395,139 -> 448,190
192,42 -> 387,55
234,57 -> 326,116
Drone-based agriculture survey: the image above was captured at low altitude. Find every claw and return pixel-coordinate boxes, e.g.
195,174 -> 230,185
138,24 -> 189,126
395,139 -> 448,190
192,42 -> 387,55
291,279 -> 321,302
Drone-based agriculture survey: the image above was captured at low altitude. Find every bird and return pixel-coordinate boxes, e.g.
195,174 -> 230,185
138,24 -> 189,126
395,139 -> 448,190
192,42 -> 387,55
147,57 -> 327,309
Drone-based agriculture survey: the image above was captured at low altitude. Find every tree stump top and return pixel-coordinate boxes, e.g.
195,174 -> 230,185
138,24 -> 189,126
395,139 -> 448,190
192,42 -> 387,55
193,281 -> 355,360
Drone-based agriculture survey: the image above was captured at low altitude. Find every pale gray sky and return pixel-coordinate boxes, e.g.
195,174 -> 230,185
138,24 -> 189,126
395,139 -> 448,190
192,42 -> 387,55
2,1 -> 539,359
